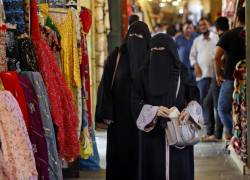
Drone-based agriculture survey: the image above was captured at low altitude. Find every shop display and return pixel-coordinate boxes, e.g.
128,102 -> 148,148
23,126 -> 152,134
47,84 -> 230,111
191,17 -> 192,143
232,60 -> 247,163
0,0 -> 100,178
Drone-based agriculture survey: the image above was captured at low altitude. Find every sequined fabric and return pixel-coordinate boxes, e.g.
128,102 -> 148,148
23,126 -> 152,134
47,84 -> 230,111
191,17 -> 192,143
6,29 -> 21,71
3,0 -> 25,34
18,37 -> 38,71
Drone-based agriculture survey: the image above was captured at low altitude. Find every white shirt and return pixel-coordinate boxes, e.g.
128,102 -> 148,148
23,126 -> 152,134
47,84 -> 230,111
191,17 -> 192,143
190,32 -> 219,81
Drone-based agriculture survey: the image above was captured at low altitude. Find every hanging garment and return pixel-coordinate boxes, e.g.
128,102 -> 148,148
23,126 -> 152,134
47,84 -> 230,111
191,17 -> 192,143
26,72 -> 63,180
17,37 -> 38,71
6,29 -> 21,71
79,8 -> 93,159
79,127 -> 100,170
0,71 -> 30,130
0,23 -> 7,72
79,82 -> 93,159
40,26 -> 62,68
30,0 -> 80,161
18,74 -> 49,180
45,16 -> 61,40
3,0 -> 26,34
49,9 -> 81,90
0,90 -> 38,180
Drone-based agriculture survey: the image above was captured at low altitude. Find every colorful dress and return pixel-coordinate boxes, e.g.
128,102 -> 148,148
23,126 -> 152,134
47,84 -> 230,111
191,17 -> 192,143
31,0 -> 80,161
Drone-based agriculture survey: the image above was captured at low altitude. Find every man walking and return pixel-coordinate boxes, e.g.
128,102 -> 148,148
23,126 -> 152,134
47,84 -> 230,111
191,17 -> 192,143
190,18 -> 219,141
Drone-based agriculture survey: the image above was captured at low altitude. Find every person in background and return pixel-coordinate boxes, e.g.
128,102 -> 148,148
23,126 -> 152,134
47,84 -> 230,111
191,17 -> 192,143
214,16 -> 230,74
128,14 -> 139,27
214,7 -> 246,140
167,24 -> 177,39
190,17 -> 219,141
175,20 -> 197,81
200,17 -> 230,142
152,23 -> 165,36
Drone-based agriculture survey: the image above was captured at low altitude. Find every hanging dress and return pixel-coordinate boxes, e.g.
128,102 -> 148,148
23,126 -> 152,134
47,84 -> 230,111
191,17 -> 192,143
26,71 -> 63,180
30,0 -> 80,161
18,74 -> 50,180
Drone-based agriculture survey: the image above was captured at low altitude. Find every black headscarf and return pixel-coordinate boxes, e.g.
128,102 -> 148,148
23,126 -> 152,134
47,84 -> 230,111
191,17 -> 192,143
128,15 -> 139,26
126,21 -> 151,79
148,33 -> 181,96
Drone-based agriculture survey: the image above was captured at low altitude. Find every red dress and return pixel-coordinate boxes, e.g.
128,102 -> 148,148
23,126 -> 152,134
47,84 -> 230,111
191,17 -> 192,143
0,72 -> 30,131
80,8 -> 93,135
30,0 -> 80,161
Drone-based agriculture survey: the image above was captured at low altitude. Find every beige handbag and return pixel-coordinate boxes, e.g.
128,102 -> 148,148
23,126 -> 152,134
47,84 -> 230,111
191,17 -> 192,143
165,73 -> 202,148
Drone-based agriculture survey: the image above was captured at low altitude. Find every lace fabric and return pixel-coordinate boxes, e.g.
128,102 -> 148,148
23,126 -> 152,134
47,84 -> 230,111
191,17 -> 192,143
31,0 -> 80,161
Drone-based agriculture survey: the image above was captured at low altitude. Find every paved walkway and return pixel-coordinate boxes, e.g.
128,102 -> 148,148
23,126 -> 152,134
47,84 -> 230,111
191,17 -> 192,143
68,130 -> 250,180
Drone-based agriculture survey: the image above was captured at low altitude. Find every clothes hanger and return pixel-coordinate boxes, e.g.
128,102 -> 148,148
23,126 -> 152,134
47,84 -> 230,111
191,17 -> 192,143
66,0 -> 77,9
66,0 -> 77,6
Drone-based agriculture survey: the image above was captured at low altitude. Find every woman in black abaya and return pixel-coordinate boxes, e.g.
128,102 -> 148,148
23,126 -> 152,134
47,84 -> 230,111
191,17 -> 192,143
132,33 -> 203,180
99,21 -> 151,180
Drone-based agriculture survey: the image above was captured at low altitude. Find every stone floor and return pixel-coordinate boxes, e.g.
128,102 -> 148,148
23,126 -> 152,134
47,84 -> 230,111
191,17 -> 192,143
70,130 -> 250,180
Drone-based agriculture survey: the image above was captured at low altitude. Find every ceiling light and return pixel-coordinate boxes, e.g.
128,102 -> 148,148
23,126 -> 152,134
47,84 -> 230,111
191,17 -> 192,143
172,1 -> 178,6
179,9 -> 184,14
159,2 -> 166,7
161,0 -> 167,2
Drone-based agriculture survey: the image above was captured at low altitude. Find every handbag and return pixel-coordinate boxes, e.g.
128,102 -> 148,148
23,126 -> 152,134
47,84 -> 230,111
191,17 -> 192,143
165,73 -> 202,148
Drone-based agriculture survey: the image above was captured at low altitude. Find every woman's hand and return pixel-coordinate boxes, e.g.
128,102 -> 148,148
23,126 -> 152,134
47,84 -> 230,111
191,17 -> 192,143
179,109 -> 190,122
157,106 -> 171,118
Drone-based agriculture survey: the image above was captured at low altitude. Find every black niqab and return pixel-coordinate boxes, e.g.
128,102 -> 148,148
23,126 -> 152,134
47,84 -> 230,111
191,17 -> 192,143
148,33 -> 181,96
126,21 -> 151,79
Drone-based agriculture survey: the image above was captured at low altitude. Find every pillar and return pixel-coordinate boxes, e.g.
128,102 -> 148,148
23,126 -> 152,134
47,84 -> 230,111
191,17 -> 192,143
108,0 -> 122,53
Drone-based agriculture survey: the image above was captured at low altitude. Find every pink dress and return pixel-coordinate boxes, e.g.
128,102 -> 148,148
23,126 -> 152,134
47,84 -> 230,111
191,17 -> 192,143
0,91 -> 38,180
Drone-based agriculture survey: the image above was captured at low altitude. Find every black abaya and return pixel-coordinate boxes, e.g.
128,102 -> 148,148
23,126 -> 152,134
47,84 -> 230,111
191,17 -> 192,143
101,45 -> 139,180
132,64 -> 199,180
99,21 -> 151,180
